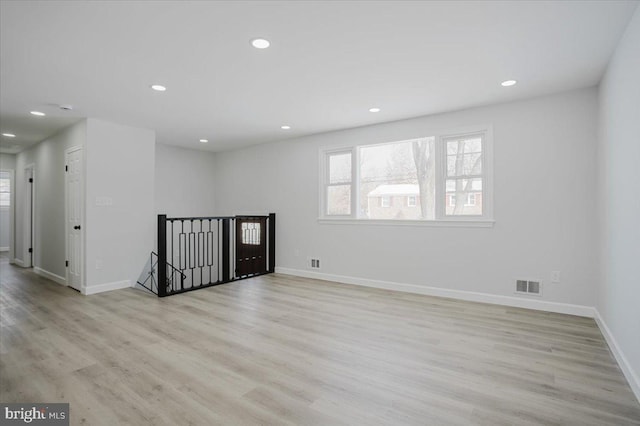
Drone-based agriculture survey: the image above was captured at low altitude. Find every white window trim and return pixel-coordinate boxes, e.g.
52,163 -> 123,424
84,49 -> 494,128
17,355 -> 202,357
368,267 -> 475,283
317,218 -> 494,227
319,125 -> 493,226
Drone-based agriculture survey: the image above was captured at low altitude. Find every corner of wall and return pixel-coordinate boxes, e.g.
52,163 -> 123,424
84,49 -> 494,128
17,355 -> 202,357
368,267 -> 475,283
594,309 -> 640,402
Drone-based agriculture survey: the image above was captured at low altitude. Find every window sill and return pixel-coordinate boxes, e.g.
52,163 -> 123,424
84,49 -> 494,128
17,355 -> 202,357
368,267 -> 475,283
317,218 -> 495,228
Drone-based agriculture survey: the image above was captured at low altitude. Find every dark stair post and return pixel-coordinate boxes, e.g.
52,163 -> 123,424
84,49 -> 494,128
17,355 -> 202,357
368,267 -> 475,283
268,213 -> 276,273
157,214 -> 167,297
222,218 -> 231,282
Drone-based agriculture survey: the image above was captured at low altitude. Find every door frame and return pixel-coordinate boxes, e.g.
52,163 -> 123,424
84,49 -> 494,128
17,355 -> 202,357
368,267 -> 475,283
65,146 -> 84,290
23,164 -> 35,267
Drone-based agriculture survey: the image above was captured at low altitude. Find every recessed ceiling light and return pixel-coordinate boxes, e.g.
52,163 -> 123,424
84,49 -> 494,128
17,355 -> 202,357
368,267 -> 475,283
199,139 -> 208,143
280,125 -> 291,130
251,38 -> 270,49
369,107 -> 381,113
2,133 -> 16,138
151,84 -> 167,91
30,111 -> 45,116
501,80 -> 517,87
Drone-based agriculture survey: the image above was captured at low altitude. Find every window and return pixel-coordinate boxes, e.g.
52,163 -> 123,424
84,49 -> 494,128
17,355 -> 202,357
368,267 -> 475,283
448,192 -> 478,207
241,222 -> 260,245
360,137 -> 434,220
465,193 -> 477,207
445,135 -> 483,216
0,172 -> 10,208
324,151 -> 352,215
320,128 -> 492,223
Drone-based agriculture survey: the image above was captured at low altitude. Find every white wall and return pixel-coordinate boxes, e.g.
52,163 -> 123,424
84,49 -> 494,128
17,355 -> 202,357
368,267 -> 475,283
214,88 -> 599,309
14,121 -> 86,278
155,143 -> 216,217
597,7 -> 640,397
84,118 -> 155,293
0,153 -> 16,170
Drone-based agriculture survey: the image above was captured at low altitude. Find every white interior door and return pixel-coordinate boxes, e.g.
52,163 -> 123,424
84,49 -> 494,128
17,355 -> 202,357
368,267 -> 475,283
66,147 -> 83,290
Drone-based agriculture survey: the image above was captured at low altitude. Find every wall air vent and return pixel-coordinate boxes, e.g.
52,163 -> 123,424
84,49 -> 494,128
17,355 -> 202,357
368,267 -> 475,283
515,279 -> 542,296
528,281 -> 540,294
516,280 -> 528,293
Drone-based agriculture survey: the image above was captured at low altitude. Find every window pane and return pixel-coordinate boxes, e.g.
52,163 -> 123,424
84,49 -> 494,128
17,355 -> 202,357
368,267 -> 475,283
446,136 -> 482,177
445,178 -> 482,216
329,152 -> 351,184
360,137 -> 435,219
0,192 -> 9,207
241,222 -> 260,245
0,178 -> 9,192
327,185 -> 351,215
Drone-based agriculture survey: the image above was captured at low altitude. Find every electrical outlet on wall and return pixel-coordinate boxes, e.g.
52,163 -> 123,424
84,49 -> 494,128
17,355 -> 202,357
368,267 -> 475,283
96,259 -> 103,269
550,271 -> 561,283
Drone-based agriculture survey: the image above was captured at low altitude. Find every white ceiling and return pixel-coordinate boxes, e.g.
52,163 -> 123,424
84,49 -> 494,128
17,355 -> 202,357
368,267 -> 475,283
1,0 -> 637,154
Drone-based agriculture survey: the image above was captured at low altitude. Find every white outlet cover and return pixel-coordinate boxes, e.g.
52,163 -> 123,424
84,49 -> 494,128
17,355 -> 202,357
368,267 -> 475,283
550,271 -> 561,283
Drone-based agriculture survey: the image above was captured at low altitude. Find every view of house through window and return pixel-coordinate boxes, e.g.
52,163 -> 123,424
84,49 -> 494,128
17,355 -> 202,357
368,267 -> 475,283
323,131 -> 489,221
360,138 -> 435,219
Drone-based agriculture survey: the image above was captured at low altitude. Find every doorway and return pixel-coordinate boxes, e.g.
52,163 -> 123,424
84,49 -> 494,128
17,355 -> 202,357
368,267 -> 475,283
65,147 -> 83,291
235,217 -> 267,277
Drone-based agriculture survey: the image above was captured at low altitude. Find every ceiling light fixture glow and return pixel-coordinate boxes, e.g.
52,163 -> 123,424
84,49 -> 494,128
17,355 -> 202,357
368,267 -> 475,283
199,139 -> 208,143
30,111 -> 45,116
369,107 -> 381,113
151,84 -> 167,91
251,38 -> 270,49
2,133 -> 16,138
280,125 -> 291,130
501,80 -> 517,87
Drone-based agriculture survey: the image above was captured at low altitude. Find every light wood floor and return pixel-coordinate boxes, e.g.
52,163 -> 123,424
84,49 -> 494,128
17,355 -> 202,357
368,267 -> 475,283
1,258 -> 639,425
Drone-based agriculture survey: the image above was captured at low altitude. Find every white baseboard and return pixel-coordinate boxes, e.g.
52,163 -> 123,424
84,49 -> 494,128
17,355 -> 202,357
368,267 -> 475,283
82,280 -> 131,295
275,267 -> 596,318
33,266 -> 67,286
594,310 -> 640,403
11,258 -> 26,267
0,247 -> 8,252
